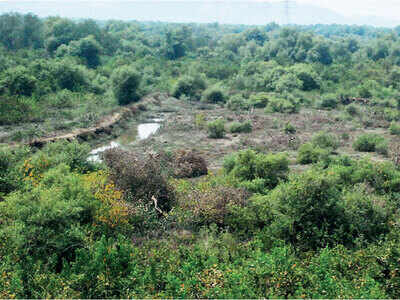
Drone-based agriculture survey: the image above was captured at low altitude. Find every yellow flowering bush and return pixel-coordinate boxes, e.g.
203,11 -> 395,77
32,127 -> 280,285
83,171 -> 132,230
21,153 -> 50,186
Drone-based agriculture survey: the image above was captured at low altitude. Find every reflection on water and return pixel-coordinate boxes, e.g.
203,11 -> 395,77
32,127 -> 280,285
137,123 -> 161,140
88,119 -> 162,162
88,141 -> 120,162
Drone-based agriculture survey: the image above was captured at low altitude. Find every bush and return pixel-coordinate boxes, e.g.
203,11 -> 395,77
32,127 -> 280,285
0,164 -> 97,269
176,180 -> 249,226
226,94 -> 249,111
0,146 -> 30,195
318,94 -> 338,110
284,122 -> 296,134
339,185 -> 390,243
265,97 -> 299,114
69,35 -> 102,68
345,103 -> 359,116
341,132 -> 350,141
39,140 -> 93,173
172,75 -> 206,101
1,66 -> 37,96
103,148 -> 175,212
111,66 -> 142,105
291,64 -> 320,91
390,122 -> 400,135
297,143 -> 330,165
353,134 -> 385,152
376,141 -> 388,156
194,113 -> 206,129
248,92 -> 269,108
229,121 -> 252,134
0,96 -> 42,125
207,119 -> 226,139
224,149 -> 289,193
262,170 -> 349,251
168,150 -> 208,178
311,131 -> 339,150
202,86 -> 226,103
51,60 -> 89,92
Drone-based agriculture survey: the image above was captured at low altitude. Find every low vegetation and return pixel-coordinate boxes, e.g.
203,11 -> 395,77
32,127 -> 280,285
3,11 -> 400,298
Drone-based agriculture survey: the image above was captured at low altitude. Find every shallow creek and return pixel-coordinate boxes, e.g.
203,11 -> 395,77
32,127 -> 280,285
88,119 -> 162,162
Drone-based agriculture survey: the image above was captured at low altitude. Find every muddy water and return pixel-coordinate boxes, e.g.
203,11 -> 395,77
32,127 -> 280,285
137,123 -> 160,140
88,120 -> 162,162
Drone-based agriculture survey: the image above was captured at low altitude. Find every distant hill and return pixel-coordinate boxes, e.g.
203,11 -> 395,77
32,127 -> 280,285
0,1 -> 398,27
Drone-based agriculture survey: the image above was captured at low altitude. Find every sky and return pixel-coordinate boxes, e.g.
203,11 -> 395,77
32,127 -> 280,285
0,0 -> 399,19
296,0 -> 400,18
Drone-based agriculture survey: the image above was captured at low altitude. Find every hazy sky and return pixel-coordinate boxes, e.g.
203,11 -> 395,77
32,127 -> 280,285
297,0 -> 400,18
0,0 -> 399,19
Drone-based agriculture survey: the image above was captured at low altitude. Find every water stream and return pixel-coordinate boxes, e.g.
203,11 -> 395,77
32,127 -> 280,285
88,119 -> 162,162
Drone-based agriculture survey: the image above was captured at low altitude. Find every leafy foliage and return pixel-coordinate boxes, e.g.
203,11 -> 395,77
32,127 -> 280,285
229,121 -> 252,134
3,12 -> 400,298
223,149 -> 289,193
207,119 -> 226,139
111,66 -> 142,105
353,134 -> 386,153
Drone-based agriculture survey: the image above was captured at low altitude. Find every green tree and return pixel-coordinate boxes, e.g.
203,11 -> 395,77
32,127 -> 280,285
172,75 -> 206,100
69,35 -> 102,68
1,66 -> 37,96
111,66 -> 142,105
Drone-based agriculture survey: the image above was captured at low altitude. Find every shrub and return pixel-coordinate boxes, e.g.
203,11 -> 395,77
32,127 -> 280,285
0,146 -> 30,195
1,66 -> 37,96
195,113 -> 206,129
265,96 -> 299,114
291,64 -> 320,91
170,150 -> 208,178
345,103 -> 359,116
52,60 -> 89,92
207,119 -> 226,139
297,143 -> 330,165
39,140 -> 93,173
69,35 -> 102,68
176,181 -> 249,226
103,148 -> 175,212
226,94 -> 249,111
390,122 -> 400,135
67,235 -> 136,299
353,134 -> 385,152
0,96 -> 42,125
376,141 -> 389,156
111,66 -> 142,105
202,86 -> 226,103
229,121 -> 252,134
318,94 -> 338,110
248,92 -> 269,108
341,132 -> 350,141
0,164 -> 97,268
83,171 -> 131,231
46,89 -> 75,108
172,75 -> 206,101
224,149 -> 289,193
311,131 -> 339,150
339,185 -> 390,244
264,170 -> 347,251
284,122 -> 296,134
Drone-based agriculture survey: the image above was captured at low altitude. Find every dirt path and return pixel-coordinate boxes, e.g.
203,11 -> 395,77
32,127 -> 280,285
27,93 -> 169,148
28,107 -> 132,148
